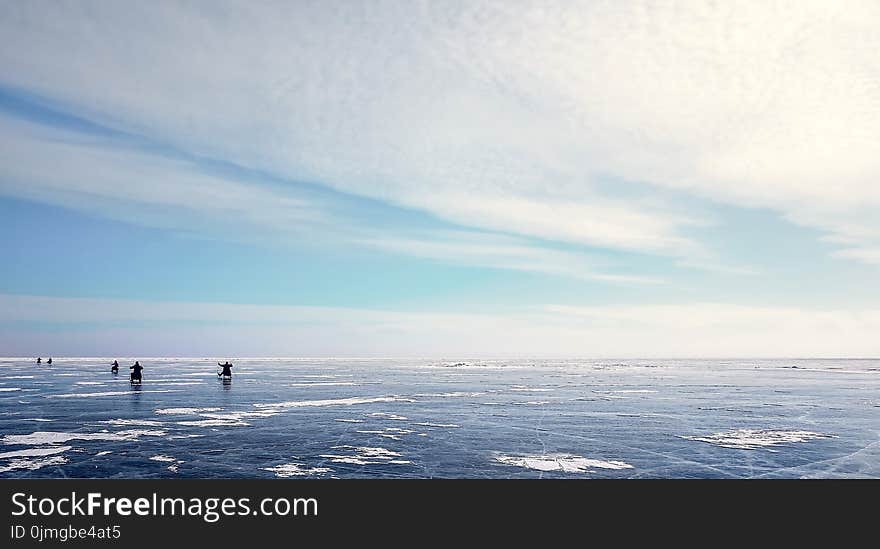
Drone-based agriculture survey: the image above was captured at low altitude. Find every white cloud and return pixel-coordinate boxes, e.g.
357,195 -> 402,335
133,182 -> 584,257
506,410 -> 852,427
444,0 -> 880,259
2,294 -> 879,357
360,231 -> 664,284
419,192 -> 703,256
831,247 -> 880,265
2,1 -> 879,266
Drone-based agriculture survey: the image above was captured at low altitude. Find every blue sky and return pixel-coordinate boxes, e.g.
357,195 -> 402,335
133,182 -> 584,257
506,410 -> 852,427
1,1 -> 879,357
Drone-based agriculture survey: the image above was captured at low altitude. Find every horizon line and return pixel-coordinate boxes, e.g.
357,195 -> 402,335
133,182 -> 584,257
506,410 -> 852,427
4,356 -> 879,361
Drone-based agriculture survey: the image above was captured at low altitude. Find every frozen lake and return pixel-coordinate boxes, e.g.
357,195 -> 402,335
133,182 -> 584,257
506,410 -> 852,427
1,358 -> 878,478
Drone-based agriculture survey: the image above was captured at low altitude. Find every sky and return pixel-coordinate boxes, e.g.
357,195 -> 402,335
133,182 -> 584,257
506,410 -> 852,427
1,0 -> 879,357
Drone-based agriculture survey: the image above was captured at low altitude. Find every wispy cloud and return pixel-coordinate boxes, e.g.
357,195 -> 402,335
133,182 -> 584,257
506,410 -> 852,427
0,112 -> 321,237
0,1 -> 711,262
359,231 -> 664,284
1,110 -> 658,283
831,247 -> 880,265
3,1 -> 879,266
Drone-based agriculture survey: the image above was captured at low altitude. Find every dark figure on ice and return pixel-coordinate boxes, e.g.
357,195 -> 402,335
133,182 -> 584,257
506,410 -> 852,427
47,358 -> 52,365
218,361 -> 233,379
111,360 -> 119,373
130,361 -> 143,384
36,357 -> 41,364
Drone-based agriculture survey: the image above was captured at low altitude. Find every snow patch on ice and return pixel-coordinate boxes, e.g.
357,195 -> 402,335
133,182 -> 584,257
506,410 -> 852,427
368,412 -> 408,420
319,446 -> 411,466
254,396 -> 414,409
413,392 -> 486,398
176,419 -> 249,427
0,446 -> 72,459
0,456 -> 68,473
680,429 -> 836,450
263,462 -> 331,477
174,409 -> 280,427
50,390 -> 178,398
495,453 -> 633,473
155,407 -> 222,415
1,429 -> 166,446
105,419 -> 165,427
288,382 -> 363,387
355,427 -> 416,440
150,455 -> 185,470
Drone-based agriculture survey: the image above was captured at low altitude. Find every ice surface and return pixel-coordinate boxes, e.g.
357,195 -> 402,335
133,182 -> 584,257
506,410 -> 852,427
0,357 -> 878,478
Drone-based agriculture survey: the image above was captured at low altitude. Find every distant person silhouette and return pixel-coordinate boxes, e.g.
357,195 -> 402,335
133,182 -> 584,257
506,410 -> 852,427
130,361 -> 143,384
111,360 -> 119,373
218,361 -> 233,379
47,358 -> 52,365
36,357 -> 41,364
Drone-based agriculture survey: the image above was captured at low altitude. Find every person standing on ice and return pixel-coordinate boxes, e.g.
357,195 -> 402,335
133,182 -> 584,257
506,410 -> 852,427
218,361 -> 233,379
